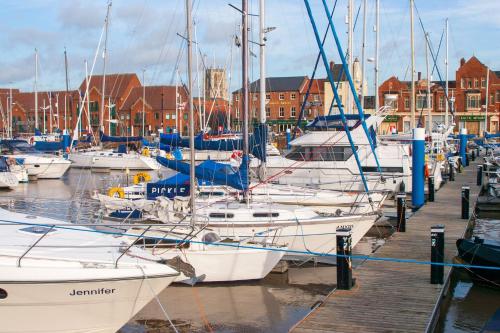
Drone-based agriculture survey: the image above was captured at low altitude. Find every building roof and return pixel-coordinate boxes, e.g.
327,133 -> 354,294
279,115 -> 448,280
329,63 -> 347,82
120,85 -> 188,111
78,73 -> 138,98
234,76 -> 307,93
494,71 -> 500,78
3,91 -> 78,114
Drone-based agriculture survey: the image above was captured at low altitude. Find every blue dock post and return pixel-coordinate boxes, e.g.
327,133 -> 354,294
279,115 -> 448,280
62,130 -> 71,157
285,128 -> 291,150
459,128 -> 468,168
412,128 -> 425,210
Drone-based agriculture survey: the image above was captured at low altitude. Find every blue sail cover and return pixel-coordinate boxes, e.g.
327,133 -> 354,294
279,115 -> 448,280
0,156 -> 9,172
485,132 -> 500,139
34,141 -> 63,152
146,173 -> 191,200
156,155 -> 249,191
100,131 -> 143,143
142,139 -> 172,152
160,128 -> 266,161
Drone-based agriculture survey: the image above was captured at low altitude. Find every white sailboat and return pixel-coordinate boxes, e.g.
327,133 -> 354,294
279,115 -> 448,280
69,148 -> 161,170
0,208 -> 179,333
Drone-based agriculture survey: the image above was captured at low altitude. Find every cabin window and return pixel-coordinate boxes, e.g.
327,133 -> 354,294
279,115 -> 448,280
253,212 -> 279,218
209,212 -> 234,218
285,146 -> 357,161
362,166 -> 404,173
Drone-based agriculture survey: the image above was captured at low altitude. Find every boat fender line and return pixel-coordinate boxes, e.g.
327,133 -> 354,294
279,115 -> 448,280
108,187 -> 125,198
133,172 -> 151,184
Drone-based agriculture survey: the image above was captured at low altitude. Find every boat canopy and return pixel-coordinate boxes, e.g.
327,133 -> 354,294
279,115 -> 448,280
306,114 -> 370,131
34,141 -> 63,152
0,156 -> 9,172
156,155 -> 249,191
100,131 -> 143,143
142,138 -> 172,152
0,139 -> 38,154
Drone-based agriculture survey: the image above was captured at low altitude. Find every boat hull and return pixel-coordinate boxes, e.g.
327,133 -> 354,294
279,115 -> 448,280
70,152 -> 160,170
0,172 -> 18,189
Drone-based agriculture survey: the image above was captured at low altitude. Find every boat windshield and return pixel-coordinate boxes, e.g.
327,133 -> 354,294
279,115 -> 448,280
285,145 -> 357,161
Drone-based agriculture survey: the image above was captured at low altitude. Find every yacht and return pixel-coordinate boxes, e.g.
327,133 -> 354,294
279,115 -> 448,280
0,208 -> 179,333
256,114 -> 412,193
0,140 -> 71,179
0,156 -> 18,189
69,149 -> 161,170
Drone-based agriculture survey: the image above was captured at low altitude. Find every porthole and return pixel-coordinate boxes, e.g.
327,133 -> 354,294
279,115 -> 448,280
0,288 -> 7,299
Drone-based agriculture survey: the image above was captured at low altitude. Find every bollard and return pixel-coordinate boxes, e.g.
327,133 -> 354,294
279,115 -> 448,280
428,176 -> 435,202
457,157 -> 463,173
412,128 -> 425,210
285,128 -> 291,150
430,225 -> 445,284
459,128 -> 468,168
465,153 -> 470,167
471,149 -> 475,161
476,147 -> 480,158
449,160 -> 455,181
461,186 -> 470,220
477,165 -> 483,186
336,227 -> 353,290
396,193 -> 406,232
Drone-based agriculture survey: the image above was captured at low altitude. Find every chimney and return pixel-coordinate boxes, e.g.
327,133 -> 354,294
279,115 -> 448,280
330,61 -> 334,73
460,58 -> 465,66
417,72 -> 422,81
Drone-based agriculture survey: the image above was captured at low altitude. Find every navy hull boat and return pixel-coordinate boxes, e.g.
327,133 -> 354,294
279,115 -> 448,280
456,237 -> 500,286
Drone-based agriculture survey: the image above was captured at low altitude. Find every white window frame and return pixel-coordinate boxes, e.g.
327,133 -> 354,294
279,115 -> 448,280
279,107 -> 285,118
279,93 -> 285,100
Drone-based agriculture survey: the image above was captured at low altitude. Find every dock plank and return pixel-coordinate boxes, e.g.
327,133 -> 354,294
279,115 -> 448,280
291,159 -> 481,333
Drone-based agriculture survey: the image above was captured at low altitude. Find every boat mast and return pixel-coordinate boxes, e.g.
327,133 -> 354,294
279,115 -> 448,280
445,18 -> 449,127
242,0 -> 249,202
85,60 -> 91,135
258,0 -> 266,179
410,0 -> 416,129
64,48 -> 70,132
374,0 -> 379,112
35,48 -> 38,131
485,66 -> 489,134
101,1 -> 111,136
360,0 -> 367,109
347,0 -> 353,114
186,0 -> 196,224
425,33 -> 431,132
142,68 -> 145,137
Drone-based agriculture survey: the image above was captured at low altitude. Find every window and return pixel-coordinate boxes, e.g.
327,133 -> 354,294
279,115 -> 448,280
474,78 -> 479,88
439,96 -> 445,110
467,80 -> 472,88
313,94 -> 320,102
416,95 -> 432,109
253,94 -> 257,101
253,212 -> 279,218
490,94 -> 494,105
481,77 -> 486,88
497,91 -> 500,103
89,101 -> 99,112
279,93 -> 285,100
155,113 -> 159,120
461,78 -> 465,88
404,97 -> 410,110
285,146 -> 357,161
183,114 -> 188,120
209,212 -> 234,218
466,94 -> 480,110
291,93 -> 296,100
384,94 -> 398,109
266,107 -> 271,117
266,93 -> 271,100
279,107 -> 285,117
172,114 -> 176,119
290,106 -> 296,118
235,94 -> 239,101
166,114 -> 170,120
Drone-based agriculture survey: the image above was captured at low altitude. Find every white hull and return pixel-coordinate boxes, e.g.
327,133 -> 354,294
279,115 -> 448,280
0,172 -> 18,189
0,267 -> 176,333
4,155 -> 71,179
70,151 -> 160,170
180,149 -> 233,161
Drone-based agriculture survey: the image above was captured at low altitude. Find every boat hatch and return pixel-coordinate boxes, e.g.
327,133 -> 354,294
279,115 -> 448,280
201,232 -> 221,244
285,146 -> 357,161
209,212 -> 235,218
253,212 -> 279,218
19,226 -> 56,235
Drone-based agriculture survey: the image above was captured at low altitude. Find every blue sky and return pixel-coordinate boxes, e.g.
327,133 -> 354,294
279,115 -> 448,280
0,0 -> 498,96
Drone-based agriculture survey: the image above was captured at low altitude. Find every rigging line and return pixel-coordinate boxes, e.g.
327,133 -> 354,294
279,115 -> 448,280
293,0 -> 338,140
431,28 -> 445,77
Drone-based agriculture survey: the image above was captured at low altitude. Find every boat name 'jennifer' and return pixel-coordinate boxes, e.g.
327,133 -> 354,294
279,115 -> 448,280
69,288 -> 116,296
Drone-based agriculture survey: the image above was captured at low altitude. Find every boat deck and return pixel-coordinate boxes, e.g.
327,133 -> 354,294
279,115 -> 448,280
291,158 -> 482,333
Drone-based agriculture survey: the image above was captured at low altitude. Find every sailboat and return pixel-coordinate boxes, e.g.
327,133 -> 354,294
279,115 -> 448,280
0,208 -> 179,333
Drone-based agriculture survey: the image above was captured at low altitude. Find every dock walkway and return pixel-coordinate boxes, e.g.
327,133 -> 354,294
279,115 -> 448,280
292,159 -> 481,333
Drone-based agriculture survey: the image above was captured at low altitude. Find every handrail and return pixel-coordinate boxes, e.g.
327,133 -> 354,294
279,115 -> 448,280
114,225 -> 151,268
17,224 -> 55,267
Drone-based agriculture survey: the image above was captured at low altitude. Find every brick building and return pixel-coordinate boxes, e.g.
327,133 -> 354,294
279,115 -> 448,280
379,56 -> 500,135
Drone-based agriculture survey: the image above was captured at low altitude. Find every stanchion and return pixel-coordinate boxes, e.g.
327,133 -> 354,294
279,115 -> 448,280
428,176 -> 435,202
449,159 -> 455,181
396,193 -> 406,232
471,150 -> 475,161
477,165 -> 483,186
461,186 -> 470,220
336,227 -> 353,290
430,225 -> 445,284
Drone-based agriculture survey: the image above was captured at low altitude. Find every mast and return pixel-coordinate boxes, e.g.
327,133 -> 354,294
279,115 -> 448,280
242,0 -> 249,201
485,66 -> 489,134
186,0 -> 196,224
374,0 -> 380,112
425,33 -> 431,132
49,93 -> 53,132
43,99 -> 46,134
101,1 -> 111,135
347,0 -> 353,114
445,18 -> 449,127
35,49 -> 38,131
258,0 -> 266,178
56,94 -> 59,131
360,0 -> 367,109
410,0 -> 416,129
64,47 -> 70,132
9,88 -> 12,138
85,60 -> 91,134
142,68 -> 145,137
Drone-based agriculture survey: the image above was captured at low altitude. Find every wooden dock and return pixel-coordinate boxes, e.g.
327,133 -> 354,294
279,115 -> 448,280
291,159 -> 481,333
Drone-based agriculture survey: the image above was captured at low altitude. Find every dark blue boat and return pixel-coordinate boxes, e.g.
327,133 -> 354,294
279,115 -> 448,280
456,237 -> 500,285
